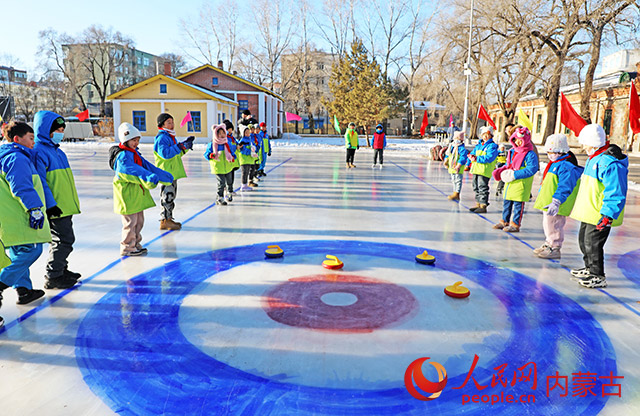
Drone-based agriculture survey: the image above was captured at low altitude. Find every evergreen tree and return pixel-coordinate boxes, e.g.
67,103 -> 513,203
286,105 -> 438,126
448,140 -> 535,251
326,39 -> 391,145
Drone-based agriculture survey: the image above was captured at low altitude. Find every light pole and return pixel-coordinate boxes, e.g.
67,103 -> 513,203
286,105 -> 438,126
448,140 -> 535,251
462,0 -> 475,144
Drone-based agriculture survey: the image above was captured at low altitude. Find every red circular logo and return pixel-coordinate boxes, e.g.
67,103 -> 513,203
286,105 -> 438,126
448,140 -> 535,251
404,357 -> 448,401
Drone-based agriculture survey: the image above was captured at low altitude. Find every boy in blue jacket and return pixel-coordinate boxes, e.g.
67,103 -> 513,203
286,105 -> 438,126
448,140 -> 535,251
468,126 -> 499,213
0,121 -> 50,305
443,131 -> 468,200
257,122 -> 271,177
33,111 -> 82,290
570,124 -> 628,288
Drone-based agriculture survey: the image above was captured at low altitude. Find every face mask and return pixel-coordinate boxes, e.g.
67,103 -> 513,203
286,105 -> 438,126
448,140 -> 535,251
548,153 -> 560,162
586,148 -> 596,156
51,132 -> 64,144
455,139 -> 462,145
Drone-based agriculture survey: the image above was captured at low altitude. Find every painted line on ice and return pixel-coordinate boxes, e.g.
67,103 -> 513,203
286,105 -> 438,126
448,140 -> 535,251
0,157 -> 293,335
392,160 -> 640,318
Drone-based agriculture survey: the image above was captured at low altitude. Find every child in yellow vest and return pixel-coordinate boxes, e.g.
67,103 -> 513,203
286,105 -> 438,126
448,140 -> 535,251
204,124 -> 236,205
569,124 -> 628,288
492,127 -> 539,233
344,122 -> 359,168
443,131 -> 468,201
532,134 -> 582,259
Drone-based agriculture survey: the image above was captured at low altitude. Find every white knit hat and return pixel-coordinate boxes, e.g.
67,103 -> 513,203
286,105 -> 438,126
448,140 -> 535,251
578,124 -> 606,148
479,126 -> 494,135
118,122 -> 141,144
544,134 -> 569,153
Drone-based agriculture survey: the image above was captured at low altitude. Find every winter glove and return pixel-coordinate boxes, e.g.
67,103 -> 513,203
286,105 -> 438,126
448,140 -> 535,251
544,198 -> 561,216
46,206 -> 63,219
357,145 -> 360,150
268,152 -> 271,156
596,215 -> 613,231
180,138 -> 194,150
28,208 -> 45,230
500,169 -> 516,183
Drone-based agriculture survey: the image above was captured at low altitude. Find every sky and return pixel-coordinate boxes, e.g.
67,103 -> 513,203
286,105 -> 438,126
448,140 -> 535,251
1,0 -> 193,74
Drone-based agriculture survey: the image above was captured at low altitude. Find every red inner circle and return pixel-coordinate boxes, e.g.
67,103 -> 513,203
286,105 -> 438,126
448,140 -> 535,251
263,274 -> 418,333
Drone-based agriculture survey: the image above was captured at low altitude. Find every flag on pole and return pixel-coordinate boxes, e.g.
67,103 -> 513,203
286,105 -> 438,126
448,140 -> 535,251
419,110 -> 429,136
517,109 -> 533,131
333,115 -> 341,134
477,104 -> 497,130
76,109 -> 89,122
180,111 -> 193,128
629,82 -> 640,136
560,93 -> 588,136
285,112 -> 302,122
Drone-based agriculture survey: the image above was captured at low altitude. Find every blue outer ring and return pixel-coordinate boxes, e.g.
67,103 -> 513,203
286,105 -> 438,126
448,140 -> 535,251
75,240 -> 614,416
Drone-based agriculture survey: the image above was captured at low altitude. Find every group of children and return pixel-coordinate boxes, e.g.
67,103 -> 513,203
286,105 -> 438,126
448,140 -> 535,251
344,123 -> 387,169
1,113 -> 84,326
109,112 -> 272,256
443,123 -> 628,289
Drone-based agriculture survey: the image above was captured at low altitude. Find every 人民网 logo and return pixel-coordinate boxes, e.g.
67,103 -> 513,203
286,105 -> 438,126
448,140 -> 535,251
404,357 -> 448,401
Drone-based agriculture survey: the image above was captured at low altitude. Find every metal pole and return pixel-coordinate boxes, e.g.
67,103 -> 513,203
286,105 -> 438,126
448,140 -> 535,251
462,0 -> 475,144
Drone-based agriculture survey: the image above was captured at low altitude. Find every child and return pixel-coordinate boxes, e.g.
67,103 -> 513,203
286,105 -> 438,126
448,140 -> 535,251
111,123 -> 174,256
492,126 -> 539,233
443,131 -> 468,201
257,122 -> 272,176
372,123 -> 386,169
204,124 -> 236,205
154,113 -> 195,231
250,124 -> 262,184
0,121 -> 50,304
532,134 -> 583,259
345,122 -> 359,168
495,143 -> 507,198
468,126 -> 499,213
569,124 -> 628,288
223,119 -> 239,200
33,111 -> 82,290
237,125 -> 258,191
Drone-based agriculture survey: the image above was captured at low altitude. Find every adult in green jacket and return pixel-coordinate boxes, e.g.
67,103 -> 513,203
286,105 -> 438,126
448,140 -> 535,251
345,122 -> 359,168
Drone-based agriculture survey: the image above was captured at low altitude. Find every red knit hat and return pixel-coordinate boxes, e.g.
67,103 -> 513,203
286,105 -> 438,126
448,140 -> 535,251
259,122 -> 266,128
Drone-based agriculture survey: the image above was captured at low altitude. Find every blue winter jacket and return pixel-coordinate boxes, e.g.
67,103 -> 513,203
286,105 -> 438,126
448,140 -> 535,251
33,110 -> 81,217
469,138 -> 499,164
258,131 -> 271,155
0,143 -> 45,210
227,134 -> 237,154
154,130 -> 183,160
250,133 -> 261,153
509,149 -> 539,180
238,136 -> 253,156
548,160 -> 583,203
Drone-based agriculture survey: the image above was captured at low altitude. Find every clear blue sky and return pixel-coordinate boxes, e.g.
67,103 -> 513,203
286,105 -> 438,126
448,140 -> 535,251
1,0 -> 195,74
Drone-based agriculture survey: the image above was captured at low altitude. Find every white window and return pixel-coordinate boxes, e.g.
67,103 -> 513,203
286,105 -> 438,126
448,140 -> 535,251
143,57 -> 150,66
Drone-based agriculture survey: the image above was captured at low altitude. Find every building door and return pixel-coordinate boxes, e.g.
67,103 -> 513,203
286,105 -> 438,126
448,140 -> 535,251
603,109 -> 613,136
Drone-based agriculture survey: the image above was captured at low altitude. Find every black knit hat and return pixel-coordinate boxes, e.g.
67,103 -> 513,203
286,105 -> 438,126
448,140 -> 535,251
242,109 -> 251,116
50,117 -> 66,133
223,119 -> 234,131
157,113 -> 173,128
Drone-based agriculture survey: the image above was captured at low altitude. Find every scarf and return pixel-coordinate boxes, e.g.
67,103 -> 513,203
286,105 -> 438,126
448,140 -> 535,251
542,154 -> 569,180
507,139 -> 534,171
159,127 -> 177,144
588,141 -> 610,160
211,139 -> 234,162
118,144 -> 142,166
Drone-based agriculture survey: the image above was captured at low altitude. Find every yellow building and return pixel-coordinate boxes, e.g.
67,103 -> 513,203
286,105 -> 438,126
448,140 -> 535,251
107,74 -> 238,140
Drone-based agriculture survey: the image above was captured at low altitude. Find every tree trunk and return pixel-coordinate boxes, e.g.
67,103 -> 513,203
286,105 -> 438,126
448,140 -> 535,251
364,126 -> 371,147
542,60 -> 565,144
294,120 -> 299,134
579,25 -> 604,124
308,113 -> 315,134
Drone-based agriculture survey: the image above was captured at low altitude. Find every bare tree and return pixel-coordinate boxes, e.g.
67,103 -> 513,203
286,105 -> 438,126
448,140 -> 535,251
160,53 -> 189,76
179,3 -> 238,69
314,0 -> 357,58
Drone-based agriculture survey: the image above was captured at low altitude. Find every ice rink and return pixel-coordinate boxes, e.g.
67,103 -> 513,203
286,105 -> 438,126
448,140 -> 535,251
1,143 -> 639,416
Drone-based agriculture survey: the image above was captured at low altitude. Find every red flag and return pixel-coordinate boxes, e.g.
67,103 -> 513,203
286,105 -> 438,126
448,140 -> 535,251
629,82 -> 640,135
560,93 -> 588,135
477,104 -> 497,130
449,114 -> 454,127
180,111 -> 192,128
419,110 -> 428,136
76,109 -> 89,122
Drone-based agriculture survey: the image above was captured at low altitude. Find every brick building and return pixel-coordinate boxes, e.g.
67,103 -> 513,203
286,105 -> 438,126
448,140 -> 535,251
178,61 -> 283,136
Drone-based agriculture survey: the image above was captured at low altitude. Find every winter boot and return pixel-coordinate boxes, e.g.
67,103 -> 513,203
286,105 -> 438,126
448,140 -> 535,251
241,184 -> 252,192
474,204 -> 488,213
44,275 -> 78,289
372,164 -> 377,169
503,222 -> 520,233
248,182 -> 258,188
225,192 -> 233,202
447,192 -> 460,201
570,267 -> 590,278
16,287 -> 45,305
63,269 -> 81,281
469,203 -> 480,212
160,219 -> 182,231
493,220 -> 507,230
216,197 -> 228,206
127,248 -> 148,257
